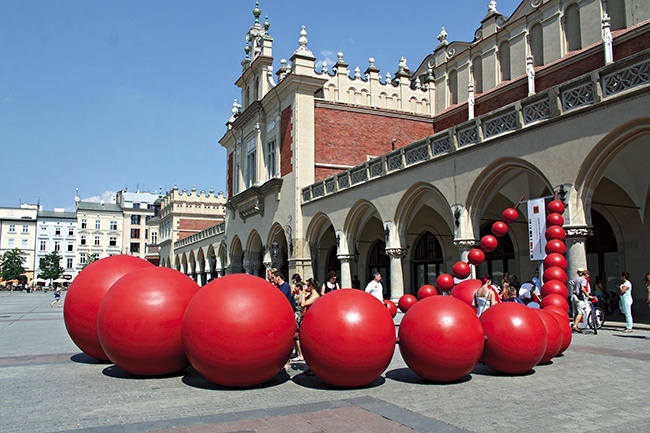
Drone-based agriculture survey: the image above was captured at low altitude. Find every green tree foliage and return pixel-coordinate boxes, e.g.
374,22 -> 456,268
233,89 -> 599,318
38,251 -> 65,281
1,248 -> 27,281
83,253 -> 99,269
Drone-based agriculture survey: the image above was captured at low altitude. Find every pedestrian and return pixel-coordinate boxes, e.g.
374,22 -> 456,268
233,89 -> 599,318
619,272 -> 634,332
351,275 -> 361,289
531,269 -> 541,291
364,272 -> 384,302
50,285 -> 62,307
571,268 -> 591,333
324,271 -> 340,293
472,275 -> 496,316
293,278 -> 322,363
273,270 -> 296,373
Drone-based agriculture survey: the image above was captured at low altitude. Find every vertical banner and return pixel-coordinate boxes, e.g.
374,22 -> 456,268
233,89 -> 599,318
527,198 -> 547,261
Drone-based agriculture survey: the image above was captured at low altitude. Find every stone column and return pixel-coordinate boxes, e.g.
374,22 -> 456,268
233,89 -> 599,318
337,254 -> 355,288
386,247 -> 407,300
454,238 -> 477,278
565,226 -> 590,283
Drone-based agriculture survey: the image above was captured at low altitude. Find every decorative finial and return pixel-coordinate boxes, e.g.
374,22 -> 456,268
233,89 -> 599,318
264,15 -> 270,34
487,1 -> 498,14
437,27 -> 448,45
297,26 -> 309,51
398,56 -> 409,72
368,57 -> 376,68
253,1 -> 261,23
354,66 -> 361,79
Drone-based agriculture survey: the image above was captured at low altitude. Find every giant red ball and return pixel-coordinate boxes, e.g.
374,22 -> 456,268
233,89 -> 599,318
450,279 -> 482,311
546,212 -> 565,227
436,274 -> 455,293
452,261 -> 471,280
398,294 -> 418,313
502,208 -> 519,224
182,274 -> 296,387
541,280 -> 569,299
491,221 -> 509,237
97,267 -> 199,376
540,293 -> 570,311
480,235 -> 498,253
544,253 -> 568,270
480,303 -> 547,374
399,296 -> 484,382
545,239 -> 567,255
545,225 -> 566,241
383,299 -> 398,318
63,255 -> 154,361
467,248 -> 486,266
299,290 -> 396,387
534,309 -> 563,364
547,199 -> 565,214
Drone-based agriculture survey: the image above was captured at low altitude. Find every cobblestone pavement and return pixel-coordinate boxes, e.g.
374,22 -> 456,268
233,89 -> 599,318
1,291 -> 649,433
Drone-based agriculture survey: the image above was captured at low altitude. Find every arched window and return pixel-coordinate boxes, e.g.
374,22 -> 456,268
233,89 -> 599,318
529,23 -> 544,66
499,41 -> 511,81
565,3 -> 582,52
326,246 -> 341,282
475,223 -> 515,286
448,69 -> 458,105
472,56 -> 483,94
412,231 -> 443,294
586,210 -> 619,289
368,240 -> 390,299
607,0 -> 626,31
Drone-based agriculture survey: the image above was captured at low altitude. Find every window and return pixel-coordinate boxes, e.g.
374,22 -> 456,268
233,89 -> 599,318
80,253 -> 87,264
151,232 -> 158,244
133,203 -> 141,209
95,220 -> 101,230
22,225 -> 29,234
130,242 -> 140,254
245,138 -> 256,188
529,23 -> 544,66
67,258 -> 74,269
147,204 -> 154,210
130,228 -> 140,239
109,237 -> 117,247
54,241 -> 60,251
8,224 -> 15,233
80,235 -> 87,246
472,56 -> 483,94
499,40 -> 511,81
145,229 -> 149,239
234,162 -> 241,194
81,219 -> 87,229
110,220 -> 118,230
40,240 -> 47,251
266,139 -> 277,180
55,227 -> 61,235
41,226 -> 47,233
145,215 -> 153,222
564,4 -> 581,52
67,242 -> 74,252
8,239 -> 14,248
448,69 -> 458,106
94,236 -> 100,246
21,239 -> 27,249
68,228 -> 74,236
131,215 -> 141,225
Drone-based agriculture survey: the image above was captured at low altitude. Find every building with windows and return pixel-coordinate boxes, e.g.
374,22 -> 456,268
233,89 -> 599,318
75,200 -> 124,267
115,189 -> 160,259
0,204 -> 38,282
35,209 -> 78,282
150,1 -> 650,319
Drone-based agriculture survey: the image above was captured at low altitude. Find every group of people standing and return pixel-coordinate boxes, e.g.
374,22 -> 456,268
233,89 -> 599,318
472,272 -> 543,317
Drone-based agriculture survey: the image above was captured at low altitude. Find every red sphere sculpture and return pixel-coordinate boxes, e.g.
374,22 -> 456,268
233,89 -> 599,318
502,208 -> 519,224
399,296 -> 484,382
543,266 -> 568,284
547,199 -> 565,214
541,280 -> 569,299
544,253 -> 568,270
491,221 -> 509,237
543,305 -> 570,321
545,225 -> 566,241
545,239 -> 567,255
299,290 -> 396,387
383,299 -> 398,318
63,255 -> 154,361
398,294 -> 418,313
546,212 -> 565,227
182,274 -> 296,387
540,293 -> 570,311
436,274 -> 455,293
97,267 -> 199,376
449,279 -> 482,311
480,235 -> 498,253
555,314 -> 573,355
452,261 -> 471,280
480,303 -> 547,374
534,309 -> 563,364
467,248 -> 486,266
417,284 -> 438,300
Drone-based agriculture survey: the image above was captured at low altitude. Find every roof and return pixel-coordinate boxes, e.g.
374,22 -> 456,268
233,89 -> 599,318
38,210 -> 77,219
76,201 -> 123,212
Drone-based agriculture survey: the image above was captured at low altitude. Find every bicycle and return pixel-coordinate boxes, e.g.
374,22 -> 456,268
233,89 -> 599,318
586,296 -> 605,334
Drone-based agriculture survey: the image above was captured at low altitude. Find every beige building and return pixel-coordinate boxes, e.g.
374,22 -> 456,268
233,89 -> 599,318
115,190 -> 160,259
75,200 -> 124,266
172,0 -> 650,317
0,204 -> 38,283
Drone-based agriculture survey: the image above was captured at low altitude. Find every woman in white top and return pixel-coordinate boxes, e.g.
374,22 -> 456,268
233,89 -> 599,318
473,275 -> 497,317
619,272 -> 633,332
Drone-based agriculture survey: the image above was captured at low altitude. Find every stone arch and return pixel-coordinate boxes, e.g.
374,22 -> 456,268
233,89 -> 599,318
196,248 -> 206,285
244,230 -> 265,277
229,236 -> 243,274
304,212 -> 338,283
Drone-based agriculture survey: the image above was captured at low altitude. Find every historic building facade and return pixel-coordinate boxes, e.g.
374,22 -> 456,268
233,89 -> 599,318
172,0 -> 650,317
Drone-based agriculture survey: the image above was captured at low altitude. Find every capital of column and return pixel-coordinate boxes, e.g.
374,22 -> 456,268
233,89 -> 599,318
386,247 -> 408,259
453,238 -> 478,248
336,253 -> 356,262
565,226 -> 592,239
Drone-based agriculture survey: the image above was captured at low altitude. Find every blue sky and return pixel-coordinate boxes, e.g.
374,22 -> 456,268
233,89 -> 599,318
0,0 -> 521,211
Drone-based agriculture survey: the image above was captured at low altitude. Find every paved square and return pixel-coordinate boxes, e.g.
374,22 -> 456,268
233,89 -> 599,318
1,292 -> 649,433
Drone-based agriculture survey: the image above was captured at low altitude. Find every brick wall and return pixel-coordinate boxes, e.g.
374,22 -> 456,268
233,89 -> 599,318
314,104 -> 433,182
177,219 -> 223,240
280,106 -> 293,176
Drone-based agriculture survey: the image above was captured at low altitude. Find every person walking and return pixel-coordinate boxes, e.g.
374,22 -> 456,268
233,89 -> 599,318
364,272 -> 384,302
50,285 -> 62,307
472,275 -> 496,316
619,272 -> 634,332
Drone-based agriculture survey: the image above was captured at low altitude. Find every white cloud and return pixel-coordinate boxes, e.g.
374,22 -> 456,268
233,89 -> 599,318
81,190 -> 117,204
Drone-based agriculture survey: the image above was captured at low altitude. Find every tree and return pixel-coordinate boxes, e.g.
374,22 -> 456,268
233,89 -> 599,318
1,248 -> 27,281
83,253 -> 99,269
38,251 -> 65,281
